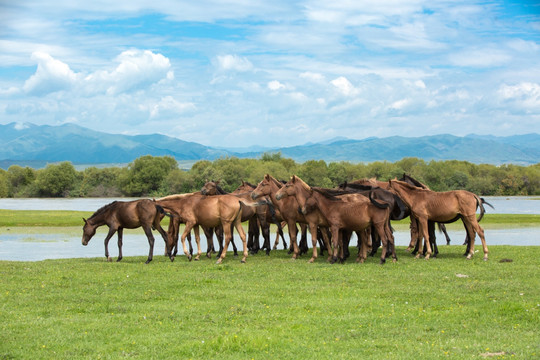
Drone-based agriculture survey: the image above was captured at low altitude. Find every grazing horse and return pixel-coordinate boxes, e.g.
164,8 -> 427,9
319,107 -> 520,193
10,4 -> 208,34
82,199 -> 169,264
156,193 -> 248,264
251,174 -> 331,262
388,179 -> 490,260
277,176 -> 396,264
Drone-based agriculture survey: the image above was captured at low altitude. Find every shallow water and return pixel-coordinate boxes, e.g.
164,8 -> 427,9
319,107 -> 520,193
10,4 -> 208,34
0,227 -> 538,262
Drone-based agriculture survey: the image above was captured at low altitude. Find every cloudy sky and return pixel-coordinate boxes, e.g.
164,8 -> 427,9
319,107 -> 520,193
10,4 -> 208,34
1,1 -> 539,148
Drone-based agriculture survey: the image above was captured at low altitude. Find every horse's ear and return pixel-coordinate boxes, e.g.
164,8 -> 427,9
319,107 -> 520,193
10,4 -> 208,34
83,218 -> 87,224
291,175 -> 297,183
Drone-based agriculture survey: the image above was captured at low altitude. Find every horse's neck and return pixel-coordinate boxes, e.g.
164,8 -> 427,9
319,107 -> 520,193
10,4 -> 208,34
88,212 -> 108,227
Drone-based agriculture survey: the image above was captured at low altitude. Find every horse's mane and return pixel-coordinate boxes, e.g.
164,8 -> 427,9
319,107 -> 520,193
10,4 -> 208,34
400,174 -> 429,189
265,174 -> 284,188
88,201 -> 118,220
241,181 -> 257,189
391,179 -> 428,192
339,182 -> 375,191
312,187 -> 353,200
292,175 -> 312,193
215,184 -> 228,194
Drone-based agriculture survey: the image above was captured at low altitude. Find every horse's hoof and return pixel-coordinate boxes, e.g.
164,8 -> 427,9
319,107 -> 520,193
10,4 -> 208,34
483,257 -> 488,261
107,256 -> 112,262
187,255 -> 192,262
216,259 -> 223,265
379,259 -> 386,265
116,258 -> 122,262
308,258 -> 315,263
241,259 -> 246,263
145,260 -> 151,264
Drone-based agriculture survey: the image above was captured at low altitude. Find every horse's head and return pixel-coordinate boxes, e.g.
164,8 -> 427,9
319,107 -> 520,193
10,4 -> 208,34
251,175 -> 275,200
81,218 -> 97,246
201,181 -> 219,196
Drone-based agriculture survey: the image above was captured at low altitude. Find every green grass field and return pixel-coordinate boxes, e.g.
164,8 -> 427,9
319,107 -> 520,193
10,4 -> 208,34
1,246 -> 539,359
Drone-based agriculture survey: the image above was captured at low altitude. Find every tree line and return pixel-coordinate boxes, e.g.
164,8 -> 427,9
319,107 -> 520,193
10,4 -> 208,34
0,153 -> 539,198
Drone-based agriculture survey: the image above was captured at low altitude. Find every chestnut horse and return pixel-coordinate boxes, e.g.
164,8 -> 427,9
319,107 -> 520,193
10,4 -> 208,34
388,179 -> 489,260
156,193 -> 248,264
201,180 -> 279,255
82,199 -> 169,264
233,180 -> 288,253
276,176 -> 396,264
251,174 -> 331,263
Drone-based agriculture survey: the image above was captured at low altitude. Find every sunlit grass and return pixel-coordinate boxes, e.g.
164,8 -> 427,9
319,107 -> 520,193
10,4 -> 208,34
0,246 -> 539,359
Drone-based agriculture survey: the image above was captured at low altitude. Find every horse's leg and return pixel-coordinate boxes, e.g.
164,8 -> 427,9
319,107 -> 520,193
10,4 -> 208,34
103,227 -> 116,262
299,224 -> 308,255
471,218 -> 488,261
247,218 -> 255,254
154,218 -> 169,258
142,225 -> 155,264
307,223 -> 319,263
369,225 -> 380,256
288,221 -> 300,259
330,226 -> 341,264
408,217 -> 419,253
259,218 -> 272,256
204,227 -> 215,258
180,223 -> 195,261
385,221 -> 397,263
216,222 -> 234,264
117,228 -> 123,262
356,230 -> 367,263
341,229 -> 352,262
193,226 -> 202,261
417,218 -> 432,260
373,222 -> 388,265
440,223 -> 451,245
427,221 -> 438,257
235,218 -> 248,263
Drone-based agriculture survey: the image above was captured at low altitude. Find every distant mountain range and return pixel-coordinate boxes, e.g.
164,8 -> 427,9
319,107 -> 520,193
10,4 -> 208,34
1,122 -> 539,169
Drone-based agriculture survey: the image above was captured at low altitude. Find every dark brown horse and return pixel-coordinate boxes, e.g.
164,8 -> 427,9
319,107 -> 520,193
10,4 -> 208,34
82,199 -> 169,264
276,176 -> 396,264
388,179 -> 490,260
156,193 -> 248,264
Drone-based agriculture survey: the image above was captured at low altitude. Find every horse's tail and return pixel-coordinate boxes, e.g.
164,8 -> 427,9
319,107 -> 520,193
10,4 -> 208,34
475,196 -> 494,222
369,191 -> 389,209
155,204 -> 173,218
392,194 -> 408,220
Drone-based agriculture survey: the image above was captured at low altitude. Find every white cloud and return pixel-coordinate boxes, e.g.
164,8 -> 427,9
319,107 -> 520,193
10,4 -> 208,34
268,80 -> 286,91
149,96 -> 196,118
331,76 -> 358,96
300,71 -> 326,82
499,82 -> 540,110
216,54 -> 253,72
85,50 -> 172,95
23,52 -> 78,95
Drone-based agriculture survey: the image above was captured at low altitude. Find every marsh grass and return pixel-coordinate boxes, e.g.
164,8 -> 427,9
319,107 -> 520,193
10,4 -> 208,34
1,246 -> 539,359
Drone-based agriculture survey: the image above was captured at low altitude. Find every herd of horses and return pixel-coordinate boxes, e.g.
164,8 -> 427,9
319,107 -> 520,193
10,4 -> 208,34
82,174 -> 492,264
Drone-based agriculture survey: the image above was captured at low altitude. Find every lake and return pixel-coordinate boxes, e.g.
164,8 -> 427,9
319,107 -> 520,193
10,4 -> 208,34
0,197 -> 539,261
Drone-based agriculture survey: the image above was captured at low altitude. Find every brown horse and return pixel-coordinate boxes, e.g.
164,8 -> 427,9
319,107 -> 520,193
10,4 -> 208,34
233,180 -> 288,253
201,180 -> 272,255
82,199 -> 169,264
251,174 -> 331,262
156,193 -> 248,264
388,179 -> 489,260
276,175 -> 396,264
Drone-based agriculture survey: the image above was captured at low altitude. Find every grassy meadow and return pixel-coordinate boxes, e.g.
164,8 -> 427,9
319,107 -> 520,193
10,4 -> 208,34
0,210 -> 539,359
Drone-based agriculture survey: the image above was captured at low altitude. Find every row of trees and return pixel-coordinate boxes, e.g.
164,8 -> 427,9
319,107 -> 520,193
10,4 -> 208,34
1,154 -> 539,198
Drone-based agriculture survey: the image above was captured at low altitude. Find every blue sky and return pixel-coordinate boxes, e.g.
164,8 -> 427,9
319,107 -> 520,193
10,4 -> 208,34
1,1 -> 539,148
